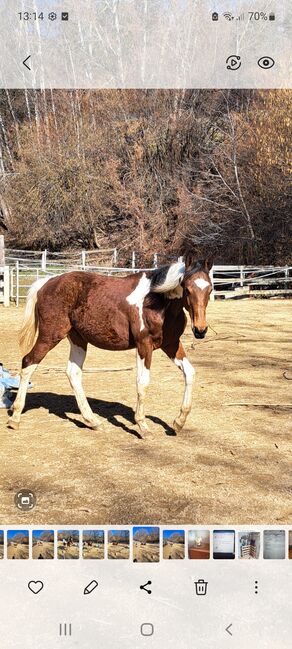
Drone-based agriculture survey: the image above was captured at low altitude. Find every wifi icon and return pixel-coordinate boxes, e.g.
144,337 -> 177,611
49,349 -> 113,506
223,12 -> 234,21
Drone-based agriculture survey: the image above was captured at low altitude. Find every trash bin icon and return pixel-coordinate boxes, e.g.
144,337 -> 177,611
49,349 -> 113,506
194,579 -> 208,595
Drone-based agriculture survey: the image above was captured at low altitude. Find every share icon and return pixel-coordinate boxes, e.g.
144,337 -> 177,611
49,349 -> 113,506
140,580 -> 152,594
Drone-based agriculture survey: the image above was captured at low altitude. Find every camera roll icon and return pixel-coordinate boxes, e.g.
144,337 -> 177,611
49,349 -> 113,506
194,579 -> 208,596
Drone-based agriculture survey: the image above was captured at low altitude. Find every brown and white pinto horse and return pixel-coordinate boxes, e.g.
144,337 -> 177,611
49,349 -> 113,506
8,255 -> 213,434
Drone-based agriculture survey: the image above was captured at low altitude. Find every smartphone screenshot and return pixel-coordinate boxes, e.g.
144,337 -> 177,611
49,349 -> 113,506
0,1 -> 291,647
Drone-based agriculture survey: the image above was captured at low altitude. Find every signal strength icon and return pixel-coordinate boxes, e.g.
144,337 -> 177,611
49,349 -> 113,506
223,12 -> 234,21
236,13 -> 245,21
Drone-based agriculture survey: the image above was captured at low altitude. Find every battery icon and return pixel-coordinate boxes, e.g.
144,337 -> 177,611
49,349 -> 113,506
269,12 -> 275,20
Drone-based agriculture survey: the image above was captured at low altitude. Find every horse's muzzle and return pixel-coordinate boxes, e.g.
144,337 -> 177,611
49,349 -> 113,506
193,326 -> 208,339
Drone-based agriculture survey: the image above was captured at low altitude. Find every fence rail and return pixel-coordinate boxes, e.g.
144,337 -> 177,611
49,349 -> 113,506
0,237 -> 289,305
5,261 -> 291,306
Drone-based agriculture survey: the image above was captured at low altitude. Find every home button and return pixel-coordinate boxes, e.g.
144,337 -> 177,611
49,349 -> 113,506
140,623 -> 154,637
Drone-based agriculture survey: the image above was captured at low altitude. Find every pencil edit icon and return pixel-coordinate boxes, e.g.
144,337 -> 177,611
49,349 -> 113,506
83,579 -> 98,595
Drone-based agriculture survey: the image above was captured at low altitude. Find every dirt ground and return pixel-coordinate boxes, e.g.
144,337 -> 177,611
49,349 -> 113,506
0,300 -> 291,525
83,544 -> 104,559
108,543 -> 130,559
133,541 -> 160,562
163,542 -> 184,559
32,541 -> 54,559
7,543 -> 29,559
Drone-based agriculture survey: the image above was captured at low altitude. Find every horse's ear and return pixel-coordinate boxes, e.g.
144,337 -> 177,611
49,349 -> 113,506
184,250 -> 197,270
204,257 -> 213,271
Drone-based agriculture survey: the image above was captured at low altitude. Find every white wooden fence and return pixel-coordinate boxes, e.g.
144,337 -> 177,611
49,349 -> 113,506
6,261 -> 292,306
0,237 -> 9,306
0,241 -> 290,305
0,266 -> 9,307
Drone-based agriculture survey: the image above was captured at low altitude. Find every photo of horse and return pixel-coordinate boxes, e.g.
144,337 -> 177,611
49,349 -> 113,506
133,526 -> 160,562
32,530 -> 54,559
57,530 -> 79,559
0,88 -> 290,527
82,530 -> 104,559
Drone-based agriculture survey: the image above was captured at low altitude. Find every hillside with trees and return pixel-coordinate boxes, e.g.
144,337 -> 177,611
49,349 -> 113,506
0,89 -> 290,265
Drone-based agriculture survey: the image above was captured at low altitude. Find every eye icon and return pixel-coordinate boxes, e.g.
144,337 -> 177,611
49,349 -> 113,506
258,56 -> 275,69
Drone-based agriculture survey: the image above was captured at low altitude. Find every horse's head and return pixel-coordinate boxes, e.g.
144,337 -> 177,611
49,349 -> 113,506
182,255 -> 213,339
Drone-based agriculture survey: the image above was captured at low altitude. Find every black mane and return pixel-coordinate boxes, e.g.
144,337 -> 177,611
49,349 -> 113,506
149,265 -> 171,290
183,260 -> 207,280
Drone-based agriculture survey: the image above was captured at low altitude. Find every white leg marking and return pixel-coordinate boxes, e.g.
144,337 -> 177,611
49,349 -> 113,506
126,273 -> 151,331
194,278 -> 210,290
8,364 -> 38,427
135,351 -> 150,430
173,357 -> 195,430
67,342 -> 101,428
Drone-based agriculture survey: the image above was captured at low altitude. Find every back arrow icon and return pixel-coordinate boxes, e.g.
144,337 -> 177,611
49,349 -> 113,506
23,56 -> 31,70
225,624 -> 233,636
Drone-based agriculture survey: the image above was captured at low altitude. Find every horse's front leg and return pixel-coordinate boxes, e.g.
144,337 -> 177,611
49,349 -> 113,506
135,343 -> 152,434
163,340 -> 195,433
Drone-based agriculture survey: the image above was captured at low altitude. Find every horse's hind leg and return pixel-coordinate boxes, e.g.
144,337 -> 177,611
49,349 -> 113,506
66,333 -> 102,430
8,337 -> 61,430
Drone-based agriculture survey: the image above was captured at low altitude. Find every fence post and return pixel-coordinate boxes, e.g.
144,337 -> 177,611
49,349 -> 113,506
209,266 -> 215,301
0,234 -> 4,266
10,266 -> 14,303
153,253 -> 158,268
81,250 -> 86,270
16,260 -> 19,308
3,266 -> 9,306
240,265 -> 244,287
132,251 -> 136,268
113,248 -> 118,266
41,249 -> 47,271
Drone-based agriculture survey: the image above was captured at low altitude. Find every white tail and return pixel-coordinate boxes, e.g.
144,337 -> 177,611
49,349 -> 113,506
19,277 -> 52,356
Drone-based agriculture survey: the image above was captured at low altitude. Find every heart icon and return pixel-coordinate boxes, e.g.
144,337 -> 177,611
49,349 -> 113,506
28,580 -> 44,594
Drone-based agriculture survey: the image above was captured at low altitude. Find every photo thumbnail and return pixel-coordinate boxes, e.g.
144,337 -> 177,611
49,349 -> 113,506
213,530 -> 235,560
0,530 -> 3,558
188,531 -> 210,559
263,531 -> 286,560
32,530 -> 54,559
133,527 -> 160,562
7,530 -> 29,560
108,530 -> 130,560
82,530 -> 104,559
238,532 -> 260,559
163,530 -> 185,560
57,530 -> 79,560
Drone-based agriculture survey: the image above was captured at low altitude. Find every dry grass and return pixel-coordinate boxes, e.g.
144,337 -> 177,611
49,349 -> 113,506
0,300 -> 291,525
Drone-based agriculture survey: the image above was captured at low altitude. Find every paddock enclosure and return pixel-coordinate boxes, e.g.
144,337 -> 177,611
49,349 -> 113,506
0,299 -> 291,525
